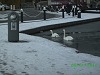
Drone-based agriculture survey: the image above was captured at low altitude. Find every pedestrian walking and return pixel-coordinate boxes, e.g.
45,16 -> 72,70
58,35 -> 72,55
56,6 -> 59,12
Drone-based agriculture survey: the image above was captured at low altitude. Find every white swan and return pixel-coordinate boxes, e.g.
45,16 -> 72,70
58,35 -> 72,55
50,30 -> 59,38
63,29 -> 73,41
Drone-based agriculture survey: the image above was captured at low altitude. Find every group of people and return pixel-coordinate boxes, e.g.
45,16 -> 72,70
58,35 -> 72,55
36,1 -> 81,16
46,2 -> 81,16
65,2 -> 73,15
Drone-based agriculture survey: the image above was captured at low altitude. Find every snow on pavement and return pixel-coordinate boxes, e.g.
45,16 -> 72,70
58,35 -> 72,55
0,18 -> 100,75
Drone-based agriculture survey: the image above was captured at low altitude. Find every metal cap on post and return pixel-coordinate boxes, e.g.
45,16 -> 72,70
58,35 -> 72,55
43,7 -> 46,11
8,11 -> 19,42
20,9 -> 23,12
77,10 -> 81,18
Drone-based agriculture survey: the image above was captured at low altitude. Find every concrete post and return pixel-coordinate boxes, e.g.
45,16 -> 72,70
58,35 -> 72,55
8,11 -> 19,42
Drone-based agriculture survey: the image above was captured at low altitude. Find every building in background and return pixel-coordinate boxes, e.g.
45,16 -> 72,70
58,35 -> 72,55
0,0 -> 20,8
0,0 -> 99,8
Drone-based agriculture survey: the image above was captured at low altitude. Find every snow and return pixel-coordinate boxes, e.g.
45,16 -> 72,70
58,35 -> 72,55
0,12 -> 100,75
0,14 -> 8,21
86,10 -> 100,12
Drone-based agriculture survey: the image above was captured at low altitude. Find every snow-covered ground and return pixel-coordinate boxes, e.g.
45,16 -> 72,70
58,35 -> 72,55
86,10 -> 100,12
0,12 -> 100,75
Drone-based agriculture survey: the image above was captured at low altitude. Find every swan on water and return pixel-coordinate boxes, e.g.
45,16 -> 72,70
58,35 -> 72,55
50,30 -> 60,37
63,29 -> 73,41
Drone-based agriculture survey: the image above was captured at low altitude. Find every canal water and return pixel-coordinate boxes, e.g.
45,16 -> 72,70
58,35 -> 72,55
34,21 -> 100,57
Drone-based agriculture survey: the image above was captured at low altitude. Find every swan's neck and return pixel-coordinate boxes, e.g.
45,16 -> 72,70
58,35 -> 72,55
50,30 -> 53,35
63,30 -> 65,38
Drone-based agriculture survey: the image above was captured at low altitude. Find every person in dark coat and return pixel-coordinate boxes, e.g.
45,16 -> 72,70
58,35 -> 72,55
72,5 -> 75,16
65,2 -> 72,15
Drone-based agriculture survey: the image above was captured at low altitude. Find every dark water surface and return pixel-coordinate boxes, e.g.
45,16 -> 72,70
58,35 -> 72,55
34,21 -> 100,57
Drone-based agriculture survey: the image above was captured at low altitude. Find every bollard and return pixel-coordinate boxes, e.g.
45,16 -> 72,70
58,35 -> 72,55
8,11 -> 19,42
20,9 -> 23,22
77,10 -> 81,18
77,7 -> 80,14
43,7 -> 46,20
62,5 -> 64,18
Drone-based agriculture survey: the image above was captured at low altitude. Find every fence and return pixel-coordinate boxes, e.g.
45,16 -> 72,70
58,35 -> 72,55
20,5 -> 81,22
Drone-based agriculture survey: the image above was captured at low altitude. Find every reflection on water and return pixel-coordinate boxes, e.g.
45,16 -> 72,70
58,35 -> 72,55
63,40 -> 73,46
34,21 -> 100,57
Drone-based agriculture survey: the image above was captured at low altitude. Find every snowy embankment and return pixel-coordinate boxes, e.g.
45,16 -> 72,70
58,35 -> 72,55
0,12 -> 100,75
0,14 -> 8,21
0,20 -> 100,75
86,10 -> 100,12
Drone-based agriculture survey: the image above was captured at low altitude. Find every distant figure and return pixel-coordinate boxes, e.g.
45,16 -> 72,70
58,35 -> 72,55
37,5 -> 41,10
72,5 -> 75,16
75,5 -> 77,15
33,0 -> 37,9
56,6 -> 59,12
32,0 -> 35,8
65,2 -> 72,15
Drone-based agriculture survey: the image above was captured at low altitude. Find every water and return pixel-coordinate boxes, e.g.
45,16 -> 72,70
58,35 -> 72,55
34,21 -> 100,57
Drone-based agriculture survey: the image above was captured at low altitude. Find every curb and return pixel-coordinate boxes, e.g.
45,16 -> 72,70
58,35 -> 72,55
20,17 -> 100,35
83,11 -> 100,14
